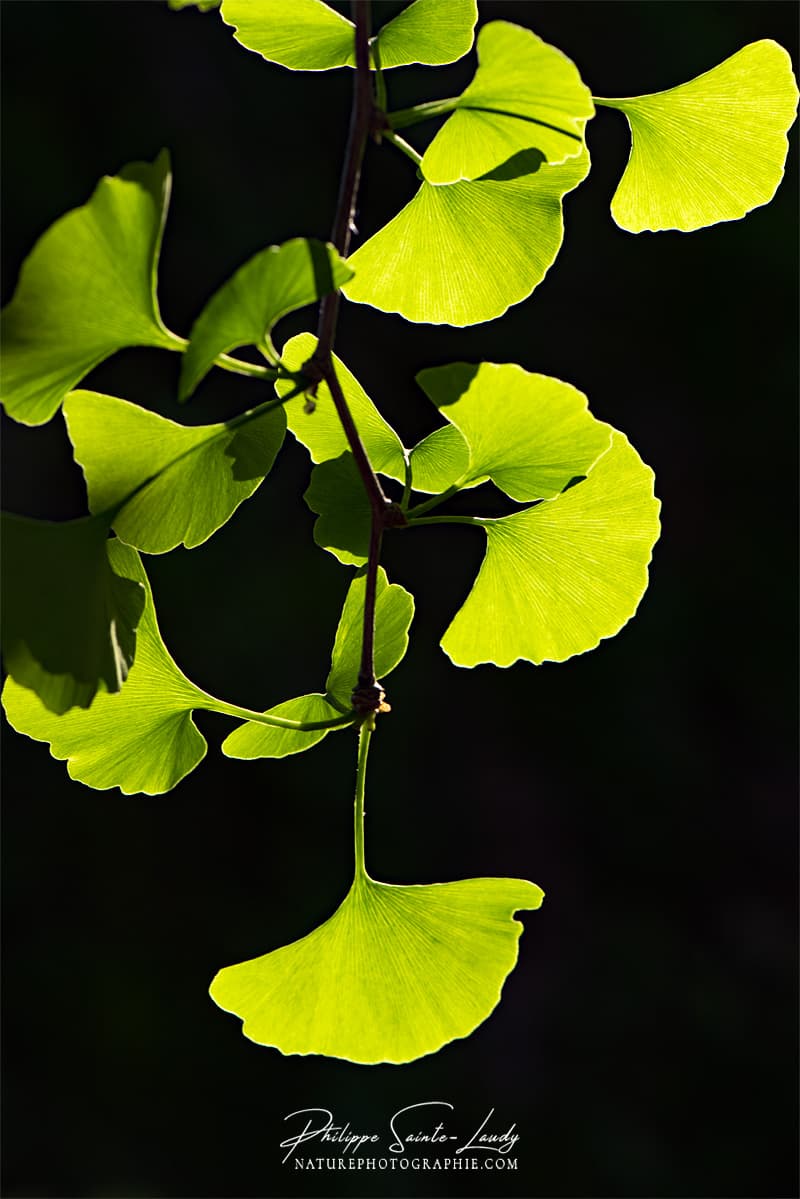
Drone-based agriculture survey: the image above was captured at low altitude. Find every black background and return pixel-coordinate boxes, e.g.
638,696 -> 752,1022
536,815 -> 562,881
1,3 -> 797,1197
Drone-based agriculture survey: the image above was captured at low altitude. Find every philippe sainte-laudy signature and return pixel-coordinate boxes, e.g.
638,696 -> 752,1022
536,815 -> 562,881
280,1102 -> 520,1164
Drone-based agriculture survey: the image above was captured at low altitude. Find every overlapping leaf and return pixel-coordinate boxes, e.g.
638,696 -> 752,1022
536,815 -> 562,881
223,567 -> 413,759
440,433 -> 661,667
210,874 -> 543,1063
416,362 -> 612,499
277,333 -> 407,477
420,21 -> 594,184
179,239 -> 352,400
344,148 -> 590,325
1,517 -> 145,715
2,542 -> 213,792
219,0 -> 477,72
601,40 -> 799,232
64,390 -> 286,554
0,153 -> 174,426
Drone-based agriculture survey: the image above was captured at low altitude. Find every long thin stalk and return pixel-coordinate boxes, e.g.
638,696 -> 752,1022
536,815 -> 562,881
353,720 -> 372,883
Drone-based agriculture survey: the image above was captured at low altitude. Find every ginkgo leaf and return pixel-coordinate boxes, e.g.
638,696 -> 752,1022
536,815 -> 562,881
64,391 -> 286,554
218,694 -> 343,760
440,432 -> 660,667
277,333 -> 407,478
408,424 -> 470,494
2,541 -> 210,792
344,148 -> 590,325
1,517 -> 145,715
223,567 -> 413,760
305,453 -> 372,566
600,40 -> 799,233
220,0 -> 476,72
0,152 -> 175,426
420,21 -> 594,185
179,239 -> 353,400
210,873 -> 543,1063
416,362 -> 612,500
373,0 -> 477,70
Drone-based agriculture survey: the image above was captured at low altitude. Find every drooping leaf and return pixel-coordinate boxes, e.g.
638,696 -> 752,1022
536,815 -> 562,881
0,152 -> 174,426
416,362 -> 612,500
2,542 -> 211,792
421,21 -> 594,185
179,239 -> 353,400
219,0 -> 477,72
222,567 -> 413,760
601,40 -> 799,233
210,874 -> 542,1063
344,148 -> 590,325
305,453 -> 371,566
64,390 -> 286,554
277,333 -> 407,479
1,517 -> 145,715
441,432 -> 660,667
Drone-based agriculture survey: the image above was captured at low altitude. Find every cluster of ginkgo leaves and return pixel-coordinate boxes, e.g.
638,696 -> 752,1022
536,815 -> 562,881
1,0 -> 796,1064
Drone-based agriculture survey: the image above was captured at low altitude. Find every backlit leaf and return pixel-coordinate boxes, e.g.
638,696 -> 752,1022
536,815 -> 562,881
1,517 -> 144,715
441,432 -> 660,667
210,874 -> 543,1063
222,567 -> 413,760
344,148 -> 590,325
602,40 -> 799,232
305,454 -> 371,566
64,391 -> 286,554
179,239 -> 353,400
416,362 -> 612,499
421,21 -> 593,184
278,333 -> 407,478
2,542 -> 210,792
1,152 -> 174,426
220,0 -> 476,72
408,424 -> 470,494
374,0 -> 477,70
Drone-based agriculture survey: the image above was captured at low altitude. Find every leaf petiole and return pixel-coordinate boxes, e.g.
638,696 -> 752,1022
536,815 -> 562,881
162,329 -> 278,381
387,96 -> 459,130
384,131 -> 423,168
208,697 -> 358,733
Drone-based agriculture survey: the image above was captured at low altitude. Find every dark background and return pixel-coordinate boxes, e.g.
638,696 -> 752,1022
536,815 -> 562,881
2,3 -> 797,1197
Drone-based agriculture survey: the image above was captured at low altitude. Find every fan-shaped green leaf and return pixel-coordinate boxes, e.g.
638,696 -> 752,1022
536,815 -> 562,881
416,362 -> 612,500
2,541 -> 211,793
1,516 -> 145,714
408,424 -> 470,494
179,239 -> 352,400
601,40 -> 799,233
421,21 -> 593,185
374,0 -> 477,70
223,567 -> 413,760
305,453 -> 371,566
344,148 -> 590,325
220,0 -> 476,72
441,432 -> 660,667
0,153 -> 174,426
325,567 -> 413,703
63,390 -> 286,554
278,333 -> 407,478
210,873 -> 542,1063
